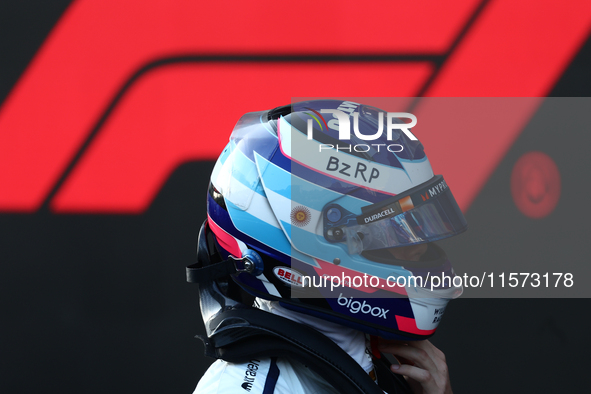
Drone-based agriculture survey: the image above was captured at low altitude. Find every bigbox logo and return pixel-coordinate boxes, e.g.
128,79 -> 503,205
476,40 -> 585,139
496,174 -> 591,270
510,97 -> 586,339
337,293 -> 389,319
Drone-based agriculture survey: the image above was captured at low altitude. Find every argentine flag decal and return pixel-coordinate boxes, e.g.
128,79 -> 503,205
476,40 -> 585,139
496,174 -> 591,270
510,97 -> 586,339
254,153 -> 321,249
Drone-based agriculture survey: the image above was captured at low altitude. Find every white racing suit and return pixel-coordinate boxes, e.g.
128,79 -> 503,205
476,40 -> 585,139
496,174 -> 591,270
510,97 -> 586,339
194,299 -> 377,393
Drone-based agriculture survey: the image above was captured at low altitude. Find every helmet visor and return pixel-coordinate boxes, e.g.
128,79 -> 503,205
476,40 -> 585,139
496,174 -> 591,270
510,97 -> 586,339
322,175 -> 467,254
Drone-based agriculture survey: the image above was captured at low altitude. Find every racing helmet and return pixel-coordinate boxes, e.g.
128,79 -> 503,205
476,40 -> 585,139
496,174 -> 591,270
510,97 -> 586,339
200,99 -> 467,340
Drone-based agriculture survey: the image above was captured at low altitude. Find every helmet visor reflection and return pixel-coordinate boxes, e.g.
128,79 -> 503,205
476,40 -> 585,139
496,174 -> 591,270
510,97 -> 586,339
323,175 -> 467,254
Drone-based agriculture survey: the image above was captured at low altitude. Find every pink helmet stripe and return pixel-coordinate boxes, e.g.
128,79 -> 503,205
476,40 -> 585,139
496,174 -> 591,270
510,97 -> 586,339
207,214 -> 243,258
395,315 -> 436,335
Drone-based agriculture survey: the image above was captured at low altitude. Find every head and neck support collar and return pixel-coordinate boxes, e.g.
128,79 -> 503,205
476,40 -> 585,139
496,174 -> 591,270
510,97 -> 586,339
187,220 -> 412,394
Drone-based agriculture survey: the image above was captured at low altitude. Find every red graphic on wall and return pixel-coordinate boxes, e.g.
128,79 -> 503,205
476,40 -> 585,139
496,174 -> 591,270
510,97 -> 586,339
0,0 -> 590,213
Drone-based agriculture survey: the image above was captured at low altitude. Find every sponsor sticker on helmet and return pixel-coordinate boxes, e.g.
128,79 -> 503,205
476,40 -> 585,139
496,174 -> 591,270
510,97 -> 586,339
273,267 -> 305,287
337,293 -> 389,319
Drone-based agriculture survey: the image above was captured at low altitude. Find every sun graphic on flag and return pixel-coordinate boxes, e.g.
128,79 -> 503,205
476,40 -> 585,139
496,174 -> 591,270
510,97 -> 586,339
290,206 -> 311,227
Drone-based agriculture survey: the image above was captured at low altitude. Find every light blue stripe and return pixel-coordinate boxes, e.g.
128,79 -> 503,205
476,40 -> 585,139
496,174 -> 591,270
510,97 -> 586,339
254,152 -> 291,199
226,203 -> 313,266
231,148 -> 266,196
255,153 -> 367,214
227,202 -> 291,254
217,142 -> 232,165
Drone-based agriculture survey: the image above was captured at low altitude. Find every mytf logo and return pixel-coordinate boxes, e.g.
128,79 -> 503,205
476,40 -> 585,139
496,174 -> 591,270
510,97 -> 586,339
304,101 -> 417,154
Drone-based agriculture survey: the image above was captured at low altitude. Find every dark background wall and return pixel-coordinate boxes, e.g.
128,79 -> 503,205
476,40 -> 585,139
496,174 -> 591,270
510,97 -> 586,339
1,1 -> 590,393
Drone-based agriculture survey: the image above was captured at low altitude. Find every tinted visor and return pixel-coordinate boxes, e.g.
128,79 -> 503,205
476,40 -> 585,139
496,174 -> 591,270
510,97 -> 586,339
323,175 -> 467,254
